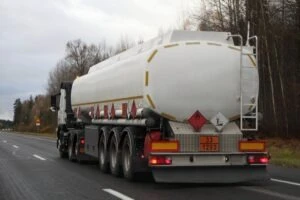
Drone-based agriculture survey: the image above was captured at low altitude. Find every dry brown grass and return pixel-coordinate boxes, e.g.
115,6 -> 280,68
267,138 -> 300,168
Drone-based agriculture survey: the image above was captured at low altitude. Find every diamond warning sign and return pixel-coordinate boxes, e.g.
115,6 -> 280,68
210,112 -> 229,132
188,110 -> 206,132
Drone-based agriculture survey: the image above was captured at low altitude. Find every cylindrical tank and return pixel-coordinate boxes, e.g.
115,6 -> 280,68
71,31 -> 258,122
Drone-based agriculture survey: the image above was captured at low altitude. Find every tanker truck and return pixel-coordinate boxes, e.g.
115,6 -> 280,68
50,30 -> 269,183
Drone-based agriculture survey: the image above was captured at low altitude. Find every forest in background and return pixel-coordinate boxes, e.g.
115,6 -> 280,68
11,0 -> 300,138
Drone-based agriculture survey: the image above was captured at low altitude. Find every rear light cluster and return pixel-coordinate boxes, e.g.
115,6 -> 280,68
149,156 -> 172,165
79,137 -> 85,145
247,155 -> 269,165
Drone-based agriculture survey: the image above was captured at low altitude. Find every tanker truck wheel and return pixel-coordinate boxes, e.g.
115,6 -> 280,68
109,129 -> 122,177
68,137 -> 76,162
75,139 -> 84,164
99,134 -> 109,173
122,132 -> 136,181
58,130 -> 68,158
58,139 -> 67,158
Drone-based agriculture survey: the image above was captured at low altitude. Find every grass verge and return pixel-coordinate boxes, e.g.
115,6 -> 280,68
267,138 -> 300,168
12,131 -> 56,139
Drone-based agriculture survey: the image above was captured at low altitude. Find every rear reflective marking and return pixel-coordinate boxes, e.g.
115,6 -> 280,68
239,141 -> 266,152
161,112 -> 176,120
186,42 -> 200,45
147,49 -> 158,63
164,44 -> 179,48
228,46 -> 241,51
151,141 -> 179,151
146,94 -> 156,109
248,55 -> 257,67
145,71 -> 149,86
207,42 -> 222,46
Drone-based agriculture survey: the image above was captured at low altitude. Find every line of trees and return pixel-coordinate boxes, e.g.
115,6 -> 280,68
0,119 -> 13,130
13,0 -> 299,137
13,95 -> 54,132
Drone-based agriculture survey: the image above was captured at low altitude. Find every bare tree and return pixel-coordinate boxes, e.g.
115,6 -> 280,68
114,35 -> 135,54
65,39 -> 92,76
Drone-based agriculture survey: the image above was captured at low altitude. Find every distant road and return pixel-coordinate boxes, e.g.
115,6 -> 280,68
1,131 -> 300,200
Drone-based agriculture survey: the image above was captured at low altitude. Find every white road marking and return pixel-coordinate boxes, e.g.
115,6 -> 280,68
12,145 -> 19,148
103,188 -> 134,200
3,140 -> 7,143
271,178 -> 300,187
240,186 -> 300,200
33,154 -> 46,161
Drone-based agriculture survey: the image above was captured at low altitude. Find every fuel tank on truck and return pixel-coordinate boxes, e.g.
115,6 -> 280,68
71,31 -> 258,122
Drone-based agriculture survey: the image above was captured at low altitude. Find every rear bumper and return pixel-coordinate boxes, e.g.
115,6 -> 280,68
152,165 -> 269,183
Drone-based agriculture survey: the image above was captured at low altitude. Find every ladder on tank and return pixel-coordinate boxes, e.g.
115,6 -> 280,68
227,35 -> 258,131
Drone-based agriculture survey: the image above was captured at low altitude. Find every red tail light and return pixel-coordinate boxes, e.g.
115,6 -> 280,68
259,157 -> 269,164
80,137 -> 85,145
149,156 -> 172,165
247,155 -> 269,164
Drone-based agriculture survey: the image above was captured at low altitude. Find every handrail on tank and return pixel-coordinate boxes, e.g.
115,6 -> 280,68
248,36 -> 258,57
226,34 -> 243,46
227,34 -> 259,131
245,35 -> 259,131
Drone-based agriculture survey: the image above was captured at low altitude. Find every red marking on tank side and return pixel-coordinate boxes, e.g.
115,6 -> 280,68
131,101 -> 137,119
104,105 -> 108,119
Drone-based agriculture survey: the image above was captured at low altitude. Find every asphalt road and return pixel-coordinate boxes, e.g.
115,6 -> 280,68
0,131 -> 299,200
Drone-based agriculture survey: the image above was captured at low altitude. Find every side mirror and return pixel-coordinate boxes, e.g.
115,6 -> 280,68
50,95 -> 59,112
51,95 -> 57,107
50,106 -> 57,112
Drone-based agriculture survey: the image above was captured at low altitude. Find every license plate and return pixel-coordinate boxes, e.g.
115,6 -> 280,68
200,136 -> 219,152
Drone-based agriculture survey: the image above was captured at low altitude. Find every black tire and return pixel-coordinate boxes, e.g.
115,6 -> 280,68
99,134 -> 109,172
68,137 -> 76,162
109,134 -> 122,176
122,133 -> 136,181
58,139 -> 68,158
75,139 -> 84,164
59,150 -> 68,158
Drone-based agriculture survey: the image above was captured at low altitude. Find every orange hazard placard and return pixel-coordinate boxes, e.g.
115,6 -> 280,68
200,136 -> 219,152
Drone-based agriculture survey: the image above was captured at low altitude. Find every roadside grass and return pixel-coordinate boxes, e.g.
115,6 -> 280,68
10,125 -> 56,139
9,131 -> 56,139
268,138 -> 300,168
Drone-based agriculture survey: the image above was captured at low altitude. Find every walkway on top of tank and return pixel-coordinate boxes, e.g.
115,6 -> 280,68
88,30 -> 235,73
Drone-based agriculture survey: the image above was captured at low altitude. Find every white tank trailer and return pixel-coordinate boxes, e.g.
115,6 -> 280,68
52,31 -> 270,183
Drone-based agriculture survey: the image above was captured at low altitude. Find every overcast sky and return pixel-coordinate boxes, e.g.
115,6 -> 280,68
0,0 -> 192,120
